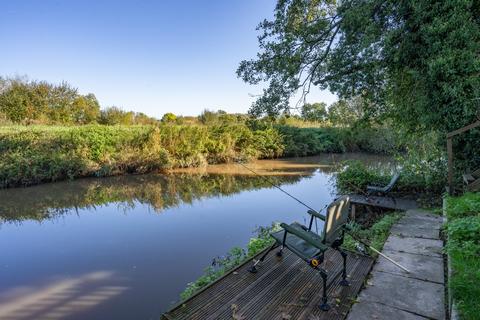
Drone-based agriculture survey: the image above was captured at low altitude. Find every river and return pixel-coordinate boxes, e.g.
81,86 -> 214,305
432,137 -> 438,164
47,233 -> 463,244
0,153 -> 390,320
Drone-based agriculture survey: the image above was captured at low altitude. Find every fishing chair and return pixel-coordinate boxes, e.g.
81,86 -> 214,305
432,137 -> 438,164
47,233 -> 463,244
248,196 -> 351,311
366,173 -> 400,197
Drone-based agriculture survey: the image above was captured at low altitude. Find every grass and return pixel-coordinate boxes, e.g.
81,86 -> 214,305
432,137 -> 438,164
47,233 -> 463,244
445,192 -> 480,320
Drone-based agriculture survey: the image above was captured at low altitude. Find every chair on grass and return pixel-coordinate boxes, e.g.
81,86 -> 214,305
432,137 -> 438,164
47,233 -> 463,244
248,196 -> 351,311
366,172 -> 400,197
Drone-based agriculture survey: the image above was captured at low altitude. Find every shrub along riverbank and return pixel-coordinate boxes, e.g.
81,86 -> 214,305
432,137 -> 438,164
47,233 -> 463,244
0,124 -> 399,188
336,145 -> 447,195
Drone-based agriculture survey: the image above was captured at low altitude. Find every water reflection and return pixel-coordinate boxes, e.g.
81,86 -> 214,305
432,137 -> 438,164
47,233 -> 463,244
0,271 -> 127,320
0,172 -> 307,224
0,153 -> 386,224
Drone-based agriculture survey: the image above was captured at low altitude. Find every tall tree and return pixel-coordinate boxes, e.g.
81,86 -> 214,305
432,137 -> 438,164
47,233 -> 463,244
301,102 -> 327,121
237,0 -> 480,134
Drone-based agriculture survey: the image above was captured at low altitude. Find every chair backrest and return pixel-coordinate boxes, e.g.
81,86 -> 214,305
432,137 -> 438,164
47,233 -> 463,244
385,173 -> 401,192
322,196 -> 350,245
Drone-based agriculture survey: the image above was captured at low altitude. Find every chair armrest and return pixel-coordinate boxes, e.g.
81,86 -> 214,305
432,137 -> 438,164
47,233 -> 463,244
367,185 -> 387,192
280,223 -> 328,251
307,209 -> 325,221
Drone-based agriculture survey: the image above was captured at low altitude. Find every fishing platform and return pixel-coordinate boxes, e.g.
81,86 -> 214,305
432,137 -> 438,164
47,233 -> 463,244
349,194 -> 418,211
161,195 -> 415,319
162,249 -> 373,320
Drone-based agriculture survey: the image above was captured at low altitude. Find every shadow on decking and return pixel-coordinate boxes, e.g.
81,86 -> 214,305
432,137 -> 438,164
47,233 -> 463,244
162,249 -> 373,320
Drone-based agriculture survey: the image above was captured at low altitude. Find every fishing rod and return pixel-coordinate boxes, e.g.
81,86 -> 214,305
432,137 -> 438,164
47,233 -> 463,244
237,162 -> 328,214
346,230 -> 411,273
236,161 -> 411,274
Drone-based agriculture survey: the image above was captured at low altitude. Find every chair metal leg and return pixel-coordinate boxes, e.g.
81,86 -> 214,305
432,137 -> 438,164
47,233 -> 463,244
248,243 -> 277,273
319,268 -> 330,311
338,249 -> 349,286
276,248 -> 283,257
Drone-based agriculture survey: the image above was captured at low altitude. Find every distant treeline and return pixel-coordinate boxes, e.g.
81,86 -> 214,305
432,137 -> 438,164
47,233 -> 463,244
0,77 -> 372,128
0,77 -> 158,125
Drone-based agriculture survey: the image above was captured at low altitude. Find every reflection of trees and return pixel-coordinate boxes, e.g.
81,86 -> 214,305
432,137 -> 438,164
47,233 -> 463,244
0,173 -> 309,223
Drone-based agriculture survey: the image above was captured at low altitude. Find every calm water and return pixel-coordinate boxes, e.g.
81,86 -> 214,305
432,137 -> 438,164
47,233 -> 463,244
0,153 -> 390,320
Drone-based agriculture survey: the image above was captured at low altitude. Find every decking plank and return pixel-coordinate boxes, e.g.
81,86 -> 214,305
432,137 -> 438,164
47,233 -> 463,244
163,249 -> 373,320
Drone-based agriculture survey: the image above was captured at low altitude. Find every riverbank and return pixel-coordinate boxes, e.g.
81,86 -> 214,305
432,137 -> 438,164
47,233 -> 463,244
0,124 -> 397,188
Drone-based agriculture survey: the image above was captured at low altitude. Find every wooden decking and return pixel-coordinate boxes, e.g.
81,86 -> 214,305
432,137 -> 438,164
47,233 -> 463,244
162,249 -> 373,320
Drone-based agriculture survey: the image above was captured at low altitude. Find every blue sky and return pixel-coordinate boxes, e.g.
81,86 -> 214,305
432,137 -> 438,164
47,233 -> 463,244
0,0 -> 337,118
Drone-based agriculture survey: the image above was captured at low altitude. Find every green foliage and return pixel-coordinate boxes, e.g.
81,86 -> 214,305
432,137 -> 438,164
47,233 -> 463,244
343,213 -> 403,257
238,0 -> 480,164
336,155 -> 445,195
337,131 -> 447,194
98,106 -> 133,125
0,77 -> 101,124
445,193 -> 480,319
337,126 -> 401,154
161,112 -> 177,123
335,160 -> 386,193
446,216 -> 480,246
328,98 -> 368,128
448,247 -> 480,320
277,126 -> 346,156
301,102 -> 327,122
180,223 -> 280,300
0,124 -> 288,188
445,193 -> 480,220
0,77 -> 158,125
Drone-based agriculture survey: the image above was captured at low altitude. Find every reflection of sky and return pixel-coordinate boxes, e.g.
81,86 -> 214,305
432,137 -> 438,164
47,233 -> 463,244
0,271 -> 127,320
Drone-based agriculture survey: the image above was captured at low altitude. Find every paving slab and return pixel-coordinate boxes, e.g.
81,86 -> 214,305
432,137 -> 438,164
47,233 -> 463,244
404,210 -> 442,220
383,235 -> 443,257
373,250 -> 444,284
356,271 -> 444,320
395,217 -> 442,230
390,223 -> 440,240
348,301 -> 428,320
346,209 -> 445,320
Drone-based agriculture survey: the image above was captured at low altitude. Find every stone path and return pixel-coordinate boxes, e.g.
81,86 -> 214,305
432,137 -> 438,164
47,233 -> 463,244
347,209 -> 445,320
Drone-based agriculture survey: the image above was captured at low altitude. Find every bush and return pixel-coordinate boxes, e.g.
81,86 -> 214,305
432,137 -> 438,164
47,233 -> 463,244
336,151 -> 446,195
0,122 -> 405,188
0,124 -> 291,188
277,126 -> 346,156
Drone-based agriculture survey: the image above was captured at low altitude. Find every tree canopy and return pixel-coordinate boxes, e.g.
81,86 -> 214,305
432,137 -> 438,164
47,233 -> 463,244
237,0 -> 480,134
300,102 -> 327,121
